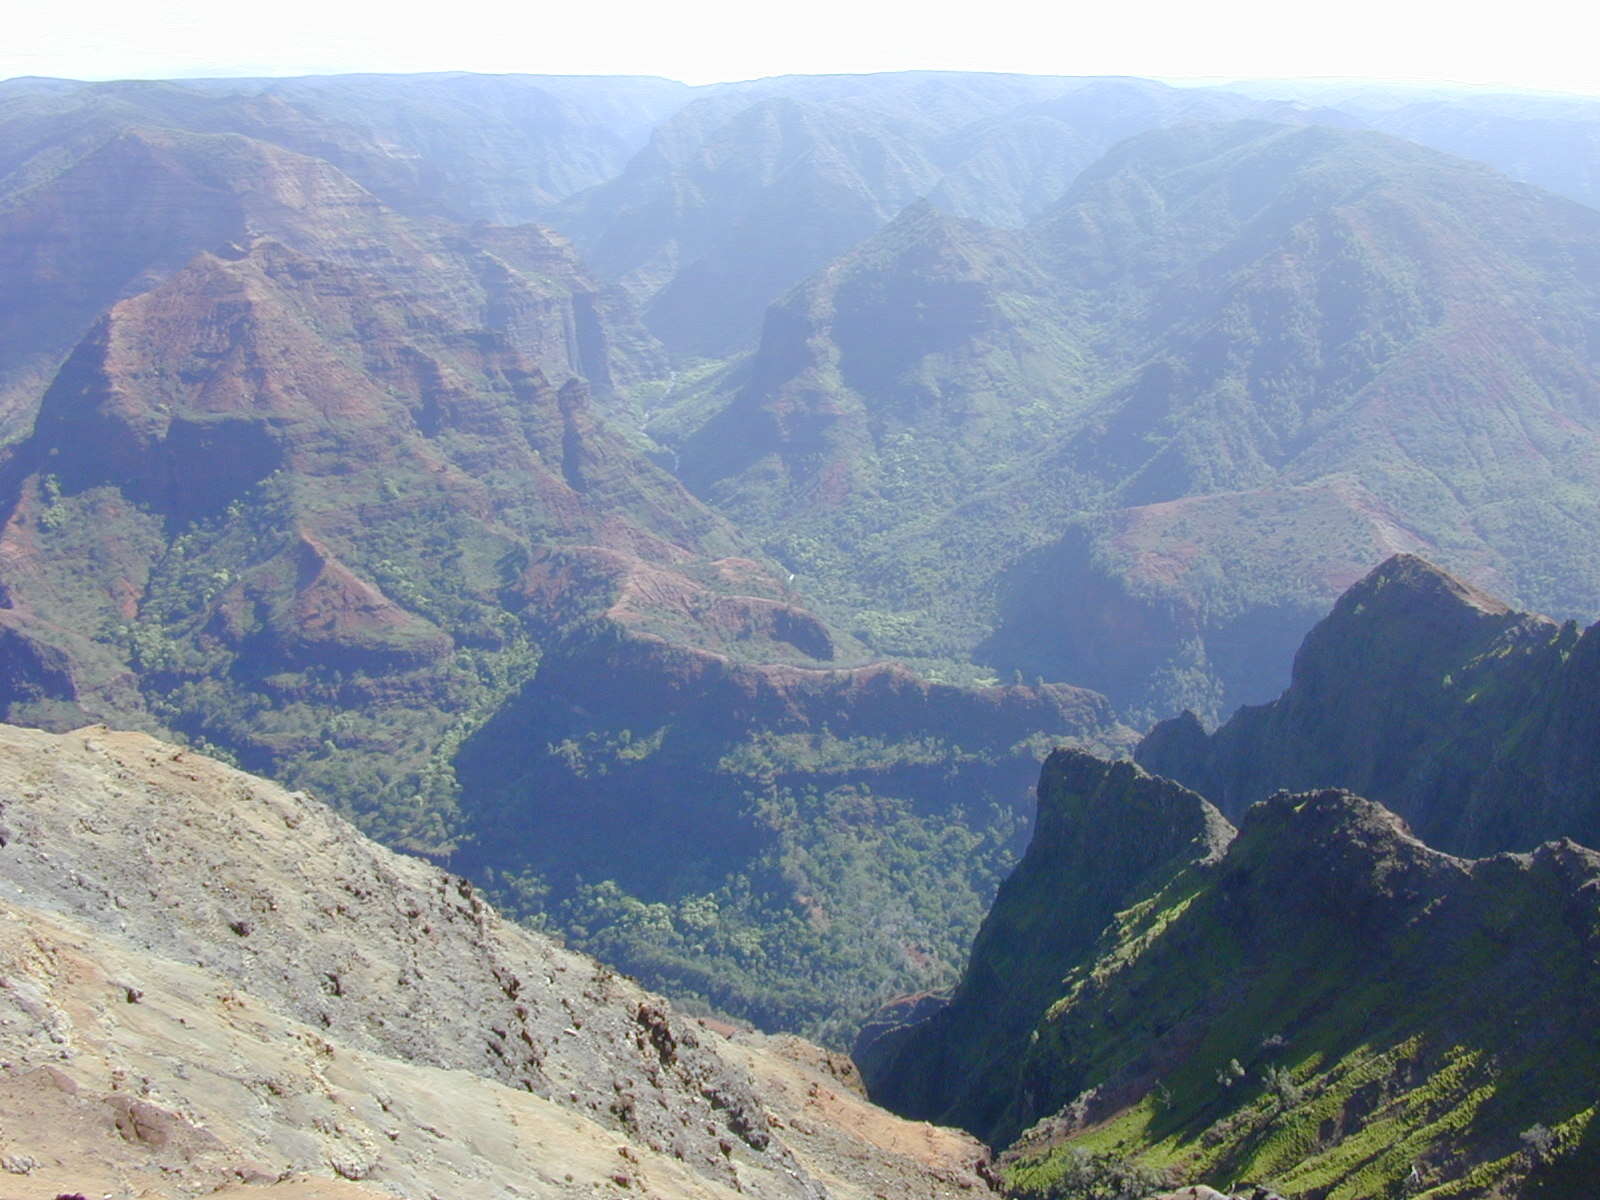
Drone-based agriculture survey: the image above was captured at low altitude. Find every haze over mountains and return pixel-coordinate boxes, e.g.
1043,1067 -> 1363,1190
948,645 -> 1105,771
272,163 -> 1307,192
670,119 -> 1600,717
4,61 -> 1600,1200
2,66 -> 1599,1051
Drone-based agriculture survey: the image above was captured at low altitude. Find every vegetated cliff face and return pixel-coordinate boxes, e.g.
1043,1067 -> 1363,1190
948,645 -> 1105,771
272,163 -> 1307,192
454,628 -> 1125,1044
854,751 -> 1231,1141
0,721 -> 993,1200
858,751 -> 1600,1198
666,120 -> 1600,721
1137,553 -> 1600,856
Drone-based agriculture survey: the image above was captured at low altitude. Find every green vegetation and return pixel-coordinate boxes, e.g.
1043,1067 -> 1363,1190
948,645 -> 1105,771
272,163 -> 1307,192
1007,1149 -> 1173,1200
30,469 -> 544,854
659,122 -> 1600,720
461,682 -> 1092,1045
859,749 -> 1600,1196
547,780 -> 1023,1046
8,77 -> 1600,1144
953,778 -> 1599,1196
1137,553 -> 1600,856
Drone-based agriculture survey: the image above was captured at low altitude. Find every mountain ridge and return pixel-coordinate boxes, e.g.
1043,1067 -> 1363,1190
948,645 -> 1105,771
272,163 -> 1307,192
665,119 -> 1600,718
5,68 -> 1600,1058
859,748 -> 1600,1196
1136,553 -> 1600,855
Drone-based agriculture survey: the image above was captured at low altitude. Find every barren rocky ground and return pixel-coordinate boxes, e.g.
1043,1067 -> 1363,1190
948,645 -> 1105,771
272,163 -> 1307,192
0,723 -> 991,1200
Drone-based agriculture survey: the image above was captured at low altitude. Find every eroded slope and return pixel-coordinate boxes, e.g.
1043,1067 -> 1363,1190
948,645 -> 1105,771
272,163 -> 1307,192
0,722 -> 992,1200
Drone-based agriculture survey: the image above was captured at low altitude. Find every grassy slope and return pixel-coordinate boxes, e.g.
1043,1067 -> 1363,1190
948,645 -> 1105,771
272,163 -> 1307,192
996,790 -> 1600,1198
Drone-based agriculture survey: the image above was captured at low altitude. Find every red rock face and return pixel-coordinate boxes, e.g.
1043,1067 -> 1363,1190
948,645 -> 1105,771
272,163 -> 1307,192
526,627 -> 1111,746
516,545 -> 833,662
0,119 -> 652,438
257,533 -> 453,671
0,128 -> 850,787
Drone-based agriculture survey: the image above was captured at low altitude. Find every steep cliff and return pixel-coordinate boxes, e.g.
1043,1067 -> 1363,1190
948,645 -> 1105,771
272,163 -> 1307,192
0,221 -> 782,852
0,117 -> 661,437
999,789 -> 1600,1198
855,752 -> 1231,1141
0,112 -> 1141,1044
859,749 -> 1600,1197
1137,554 -> 1600,855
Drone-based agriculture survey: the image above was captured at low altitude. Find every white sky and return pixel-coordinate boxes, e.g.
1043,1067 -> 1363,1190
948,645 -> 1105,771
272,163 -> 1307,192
4,0 -> 1599,96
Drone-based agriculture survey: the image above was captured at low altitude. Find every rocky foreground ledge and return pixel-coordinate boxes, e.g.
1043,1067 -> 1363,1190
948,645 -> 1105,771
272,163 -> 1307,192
0,723 -> 991,1200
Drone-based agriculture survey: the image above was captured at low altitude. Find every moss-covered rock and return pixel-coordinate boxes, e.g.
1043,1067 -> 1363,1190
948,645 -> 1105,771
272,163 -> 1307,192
1138,553 -> 1600,856
856,750 -> 1229,1141
863,746 -> 1600,1197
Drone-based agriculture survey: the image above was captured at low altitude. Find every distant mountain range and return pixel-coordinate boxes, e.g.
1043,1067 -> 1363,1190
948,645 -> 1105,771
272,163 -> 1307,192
667,120 -> 1600,718
2,69 -> 1599,1044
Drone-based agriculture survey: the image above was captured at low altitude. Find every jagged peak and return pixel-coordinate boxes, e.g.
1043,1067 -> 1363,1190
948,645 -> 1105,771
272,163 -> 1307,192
1498,836 -> 1600,885
848,196 -> 1008,265
1343,553 -> 1514,618
1241,785 -> 1426,847
1035,749 -> 1235,863
1285,554 -> 1553,695
1132,708 -> 1208,774
884,196 -> 942,227
1043,745 -> 1196,799
1231,787 -> 1471,913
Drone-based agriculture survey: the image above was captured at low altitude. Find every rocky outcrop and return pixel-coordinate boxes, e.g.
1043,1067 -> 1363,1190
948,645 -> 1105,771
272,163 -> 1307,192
0,123 -> 1134,1042
860,741 -> 1600,1195
0,112 -> 662,433
0,613 -> 81,704
996,785 -> 1600,1195
0,722 -> 993,1200
1136,553 -> 1600,855
855,752 -> 1230,1143
514,627 -> 1114,746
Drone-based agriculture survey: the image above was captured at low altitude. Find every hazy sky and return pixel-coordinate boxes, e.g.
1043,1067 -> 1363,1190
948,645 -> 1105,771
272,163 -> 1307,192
5,0 -> 1598,95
